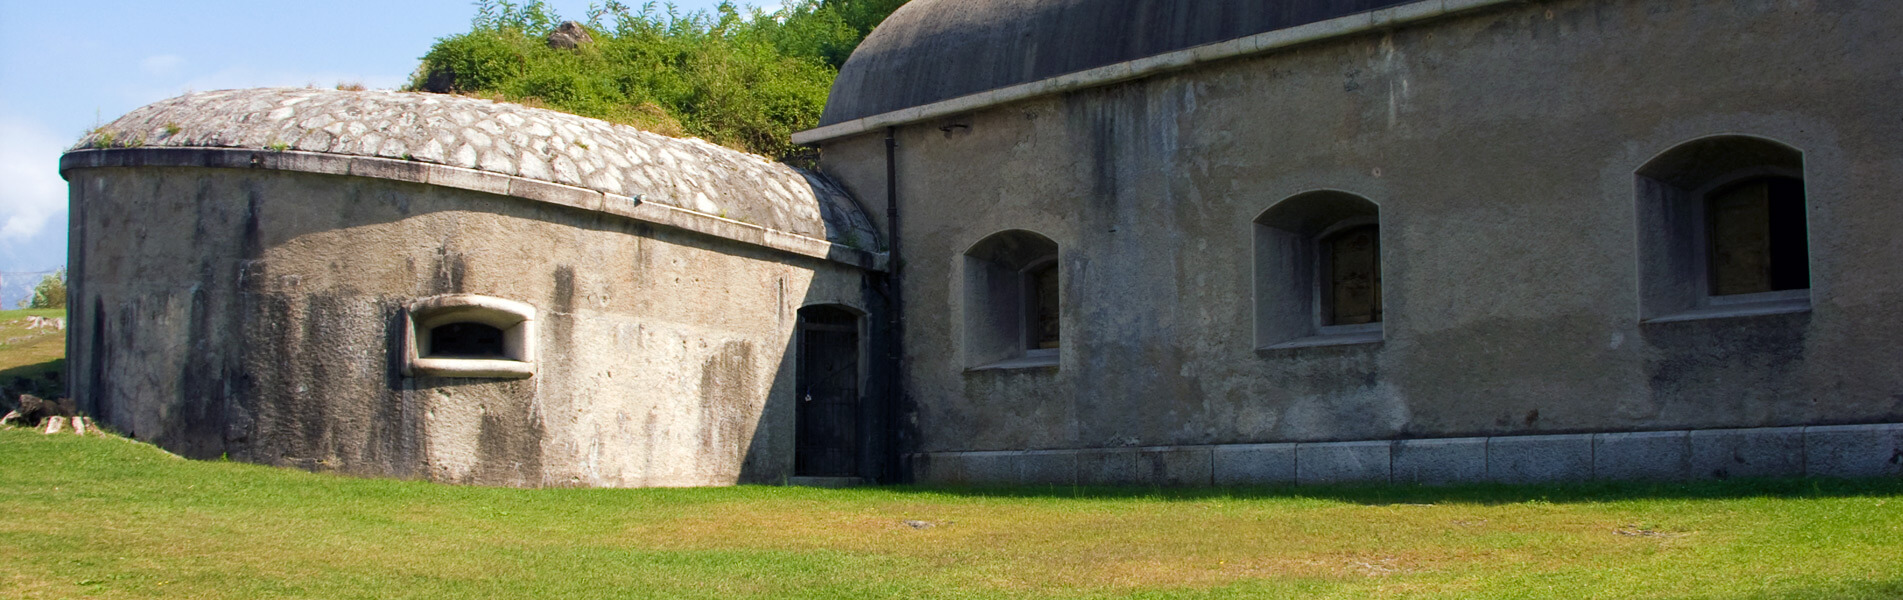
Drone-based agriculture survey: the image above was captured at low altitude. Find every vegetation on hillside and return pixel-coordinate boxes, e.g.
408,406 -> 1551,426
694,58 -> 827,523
410,0 -> 908,162
22,270 -> 64,310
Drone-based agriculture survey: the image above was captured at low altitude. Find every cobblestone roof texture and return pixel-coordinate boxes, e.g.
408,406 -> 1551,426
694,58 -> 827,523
75,88 -> 878,247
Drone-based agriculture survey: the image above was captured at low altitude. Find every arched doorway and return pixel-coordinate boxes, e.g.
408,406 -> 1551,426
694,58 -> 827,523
795,305 -> 861,477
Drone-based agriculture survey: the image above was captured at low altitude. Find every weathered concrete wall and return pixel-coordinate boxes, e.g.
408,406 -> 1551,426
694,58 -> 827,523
818,0 -> 1903,466
66,165 -> 871,487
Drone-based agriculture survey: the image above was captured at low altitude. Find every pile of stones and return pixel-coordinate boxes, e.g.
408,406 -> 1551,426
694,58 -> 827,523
0,394 -> 92,435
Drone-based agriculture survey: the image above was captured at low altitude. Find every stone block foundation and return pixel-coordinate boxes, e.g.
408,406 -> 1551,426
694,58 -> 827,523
909,423 -> 1903,487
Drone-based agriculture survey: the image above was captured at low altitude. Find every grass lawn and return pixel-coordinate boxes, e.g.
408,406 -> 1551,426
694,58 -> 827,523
1,430 -> 1899,599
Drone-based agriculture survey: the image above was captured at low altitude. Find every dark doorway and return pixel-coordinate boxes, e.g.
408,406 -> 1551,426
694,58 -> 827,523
796,306 -> 861,477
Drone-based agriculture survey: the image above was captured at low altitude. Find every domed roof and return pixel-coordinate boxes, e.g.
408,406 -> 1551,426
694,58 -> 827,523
820,0 -> 1411,126
71,88 -> 879,249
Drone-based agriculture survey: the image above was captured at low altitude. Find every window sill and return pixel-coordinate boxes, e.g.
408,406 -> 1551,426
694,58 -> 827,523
968,354 -> 1060,372
1643,296 -> 1810,324
1259,329 -> 1384,351
406,357 -> 536,379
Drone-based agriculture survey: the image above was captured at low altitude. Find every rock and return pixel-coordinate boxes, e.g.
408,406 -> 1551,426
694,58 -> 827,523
11,394 -> 62,426
420,70 -> 456,94
547,21 -> 593,50
43,415 -> 63,434
903,520 -> 934,529
71,416 -> 87,435
4,395 -> 75,429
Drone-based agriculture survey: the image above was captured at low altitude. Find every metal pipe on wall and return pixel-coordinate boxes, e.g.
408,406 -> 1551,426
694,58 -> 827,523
882,126 -> 907,483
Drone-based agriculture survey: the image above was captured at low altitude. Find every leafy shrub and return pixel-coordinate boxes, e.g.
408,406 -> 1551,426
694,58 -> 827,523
24,271 -> 65,310
419,31 -> 530,93
410,0 -> 910,162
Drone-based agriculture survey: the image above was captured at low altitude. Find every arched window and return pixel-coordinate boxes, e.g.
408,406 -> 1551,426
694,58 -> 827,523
1255,191 -> 1382,349
963,230 -> 1060,368
1637,136 -> 1809,321
402,295 -> 538,379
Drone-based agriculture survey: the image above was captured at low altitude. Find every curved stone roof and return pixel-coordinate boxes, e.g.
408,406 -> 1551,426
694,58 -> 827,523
75,88 -> 878,248
820,0 -> 1410,125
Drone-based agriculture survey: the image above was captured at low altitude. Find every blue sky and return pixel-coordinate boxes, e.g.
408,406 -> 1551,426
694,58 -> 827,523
0,0 -> 746,306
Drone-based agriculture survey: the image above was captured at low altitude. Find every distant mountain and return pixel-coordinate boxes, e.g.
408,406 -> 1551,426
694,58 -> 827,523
0,271 -> 59,309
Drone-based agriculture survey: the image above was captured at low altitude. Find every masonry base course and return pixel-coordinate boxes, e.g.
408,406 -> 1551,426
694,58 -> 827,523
909,424 -> 1903,486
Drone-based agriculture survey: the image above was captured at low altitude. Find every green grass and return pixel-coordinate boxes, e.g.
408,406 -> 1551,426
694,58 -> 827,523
1,430 -> 1899,599
0,314 -> 1896,597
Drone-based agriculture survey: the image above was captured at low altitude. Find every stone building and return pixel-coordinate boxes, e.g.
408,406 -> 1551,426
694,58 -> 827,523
62,89 -> 895,487
799,0 -> 1903,485
64,0 -> 1903,487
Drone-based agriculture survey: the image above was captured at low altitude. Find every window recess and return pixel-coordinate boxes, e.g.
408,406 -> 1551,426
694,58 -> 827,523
402,294 -> 538,379
1255,191 -> 1384,350
1636,136 -> 1811,323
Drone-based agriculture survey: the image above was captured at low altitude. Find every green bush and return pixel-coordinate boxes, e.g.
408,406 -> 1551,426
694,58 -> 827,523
418,32 -> 528,93
409,0 -> 910,161
23,271 -> 64,310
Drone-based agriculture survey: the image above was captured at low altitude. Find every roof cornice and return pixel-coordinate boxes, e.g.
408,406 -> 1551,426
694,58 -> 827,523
61,147 -> 888,272
793,0 -> 1520,146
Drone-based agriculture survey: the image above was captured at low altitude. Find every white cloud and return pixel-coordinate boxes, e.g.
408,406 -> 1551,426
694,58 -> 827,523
0,116 -> 72,241
140,54 -> 184,76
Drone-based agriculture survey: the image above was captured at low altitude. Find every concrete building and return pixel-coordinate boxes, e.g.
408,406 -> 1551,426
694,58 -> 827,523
62,89 -> 895,487
64,0 -> 1903,487
798,0 -> 1903,485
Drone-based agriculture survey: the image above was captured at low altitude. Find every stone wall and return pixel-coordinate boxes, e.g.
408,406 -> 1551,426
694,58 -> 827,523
915,424 -> 1903,486
816,0 -> 1903,479
65,157 -> 876,487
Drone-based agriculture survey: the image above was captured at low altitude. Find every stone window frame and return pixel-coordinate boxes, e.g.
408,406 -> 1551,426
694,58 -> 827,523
961,229 -> 1062,370
1635,135 -> 1811,323
402,294 -> 538,379
1255,191 -> 1384,350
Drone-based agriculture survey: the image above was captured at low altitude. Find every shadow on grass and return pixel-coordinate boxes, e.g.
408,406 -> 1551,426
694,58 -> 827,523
1734,579 -> 1903,600
0,358 -> 64,410
870,475 -> 1903,506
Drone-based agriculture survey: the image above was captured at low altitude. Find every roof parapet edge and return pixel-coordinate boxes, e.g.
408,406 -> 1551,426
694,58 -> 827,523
59,147 -> 888,272
792,0 -> 1520,146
